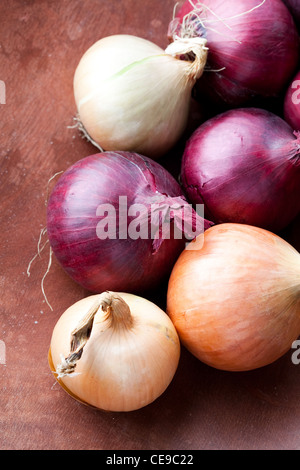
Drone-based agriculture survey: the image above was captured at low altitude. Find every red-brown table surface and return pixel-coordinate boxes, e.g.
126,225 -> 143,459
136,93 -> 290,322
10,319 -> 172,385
1,0 -> 300,450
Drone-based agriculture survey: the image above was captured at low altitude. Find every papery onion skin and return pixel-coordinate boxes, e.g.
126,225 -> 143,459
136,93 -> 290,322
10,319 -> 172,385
167,223 -> 300,372
169,0 -> 299,106
181,108 -> 300,232
47,151 -> 207,294
49,293 -> 181,412
284,70 -> 300,130
73,35 -> 202,159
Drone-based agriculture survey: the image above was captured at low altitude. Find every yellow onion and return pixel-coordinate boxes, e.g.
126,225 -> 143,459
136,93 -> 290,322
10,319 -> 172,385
167,223 -> 300,372
73,34 -> 208,159
49,292 -> 180,412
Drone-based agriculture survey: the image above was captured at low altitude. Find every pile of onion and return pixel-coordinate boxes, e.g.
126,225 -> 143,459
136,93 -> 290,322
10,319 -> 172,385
181,107 -> 300,232
168,0 -> 299,106
42,0 -> 300,416
167,223 -> 300,372
284,71 -> 300,131
47,151 -> 211,294
49,291 -> 180,411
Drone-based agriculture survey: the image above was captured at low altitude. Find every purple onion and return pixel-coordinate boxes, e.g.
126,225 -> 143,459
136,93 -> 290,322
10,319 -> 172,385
168,0 -> 299,106
282,0 -> 300,29
47,151 -> 210,293
181,108 -> 300,231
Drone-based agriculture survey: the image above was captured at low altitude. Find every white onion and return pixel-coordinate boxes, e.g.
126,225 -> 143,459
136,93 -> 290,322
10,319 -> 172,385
73,34 -> 208,159
49,292 -> 181,412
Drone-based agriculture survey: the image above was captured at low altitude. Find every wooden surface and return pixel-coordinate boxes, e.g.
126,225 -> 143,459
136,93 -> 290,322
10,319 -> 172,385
1,0 -> 300,451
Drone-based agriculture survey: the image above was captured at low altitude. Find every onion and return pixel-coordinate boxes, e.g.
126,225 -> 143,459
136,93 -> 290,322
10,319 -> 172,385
49,292 -> 180,412
73,34 -> 208,159
47,151 -> 211,294
167,223 -> 300,372
284,70 -> 300,130
181,107 -> 300,232
282,0 -> 300,29
168,0 -> 299,106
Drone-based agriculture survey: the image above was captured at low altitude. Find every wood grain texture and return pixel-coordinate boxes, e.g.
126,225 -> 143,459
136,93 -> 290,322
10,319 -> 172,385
1,0 -> 300,450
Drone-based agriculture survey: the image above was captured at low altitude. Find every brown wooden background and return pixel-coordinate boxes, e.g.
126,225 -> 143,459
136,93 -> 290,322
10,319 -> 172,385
1,0 -> 300,450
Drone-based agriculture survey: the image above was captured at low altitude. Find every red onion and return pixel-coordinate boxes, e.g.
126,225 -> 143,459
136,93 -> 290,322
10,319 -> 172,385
181,108 -> 300,232
284,70 -> 300,130
47,151 -> 210,294
282,0 -> 300,29
168,0 -> 299,106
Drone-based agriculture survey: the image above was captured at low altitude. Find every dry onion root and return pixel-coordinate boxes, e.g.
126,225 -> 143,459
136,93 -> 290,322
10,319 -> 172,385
167,223 -> 300,372
49,292 -> 180,412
